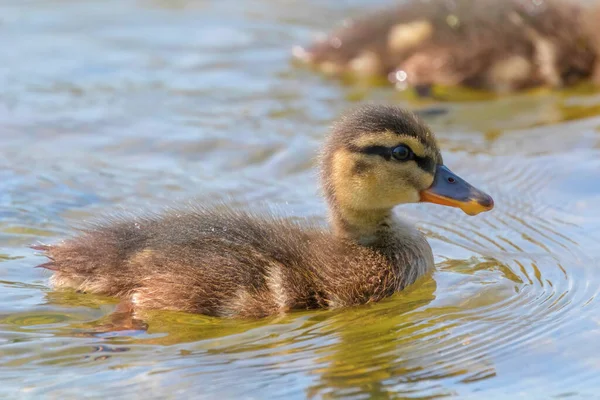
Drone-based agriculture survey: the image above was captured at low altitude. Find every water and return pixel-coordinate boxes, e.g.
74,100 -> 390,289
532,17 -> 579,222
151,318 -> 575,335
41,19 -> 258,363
1,0 -> 600,398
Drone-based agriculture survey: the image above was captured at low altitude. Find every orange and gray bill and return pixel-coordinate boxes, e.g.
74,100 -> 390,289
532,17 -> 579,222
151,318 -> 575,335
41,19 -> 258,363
420,165 -> 494,216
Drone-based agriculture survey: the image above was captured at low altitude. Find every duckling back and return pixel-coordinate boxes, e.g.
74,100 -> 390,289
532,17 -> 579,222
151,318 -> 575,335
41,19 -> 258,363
34,205 -> 431,318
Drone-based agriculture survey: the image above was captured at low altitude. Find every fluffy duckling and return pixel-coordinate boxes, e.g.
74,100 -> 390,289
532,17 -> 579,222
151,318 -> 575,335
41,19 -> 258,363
33,105 -> 493,318
294,0 -> 600,93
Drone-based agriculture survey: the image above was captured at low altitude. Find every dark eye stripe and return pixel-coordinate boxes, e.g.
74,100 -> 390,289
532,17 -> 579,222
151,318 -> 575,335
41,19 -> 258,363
356,145 -> 392,160
348,144 -> 435,173
414,156 -> 435,173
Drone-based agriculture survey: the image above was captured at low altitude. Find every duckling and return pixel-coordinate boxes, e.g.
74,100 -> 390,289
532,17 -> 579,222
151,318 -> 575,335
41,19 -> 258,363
32,105 -> 493,318
293,0 -> 600,93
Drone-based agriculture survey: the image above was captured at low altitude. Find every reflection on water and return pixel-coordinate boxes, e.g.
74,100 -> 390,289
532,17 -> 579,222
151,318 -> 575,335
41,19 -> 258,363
1,0 -> 600,398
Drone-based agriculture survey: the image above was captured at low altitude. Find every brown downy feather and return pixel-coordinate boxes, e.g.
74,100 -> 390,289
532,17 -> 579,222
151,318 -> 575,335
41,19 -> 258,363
294,0 -> 600,92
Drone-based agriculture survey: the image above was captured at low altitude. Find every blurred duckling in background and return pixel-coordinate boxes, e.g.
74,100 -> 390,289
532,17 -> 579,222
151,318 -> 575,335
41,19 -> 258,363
33,105 -> 493,318
293,0 -> 600,94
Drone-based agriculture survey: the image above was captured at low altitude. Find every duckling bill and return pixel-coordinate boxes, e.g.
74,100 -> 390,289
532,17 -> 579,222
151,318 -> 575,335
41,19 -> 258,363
421,165 -> 493,216
32,105 -> 493,318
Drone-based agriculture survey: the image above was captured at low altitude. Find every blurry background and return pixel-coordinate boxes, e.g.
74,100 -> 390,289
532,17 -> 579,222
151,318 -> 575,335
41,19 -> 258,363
1,0 -> 600,398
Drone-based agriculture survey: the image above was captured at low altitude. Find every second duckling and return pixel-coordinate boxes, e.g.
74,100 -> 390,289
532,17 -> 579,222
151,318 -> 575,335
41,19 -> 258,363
294,0 -> 600,93
33,105 -> 493,318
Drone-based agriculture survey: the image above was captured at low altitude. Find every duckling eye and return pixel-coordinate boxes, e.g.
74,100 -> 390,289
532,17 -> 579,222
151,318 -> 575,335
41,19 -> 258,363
391,145 -> 412,161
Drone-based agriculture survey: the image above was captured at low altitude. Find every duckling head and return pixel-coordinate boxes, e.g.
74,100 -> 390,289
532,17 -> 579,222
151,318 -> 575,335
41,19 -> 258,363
321,105 -> 493,223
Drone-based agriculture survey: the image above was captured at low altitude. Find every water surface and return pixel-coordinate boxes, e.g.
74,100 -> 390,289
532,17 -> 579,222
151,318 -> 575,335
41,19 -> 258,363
1,0 -> 600,398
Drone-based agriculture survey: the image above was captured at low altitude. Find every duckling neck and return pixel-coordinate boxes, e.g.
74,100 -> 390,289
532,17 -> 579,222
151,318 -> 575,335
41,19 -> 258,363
331,206 -> 434,286
330,206 -> 397,246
